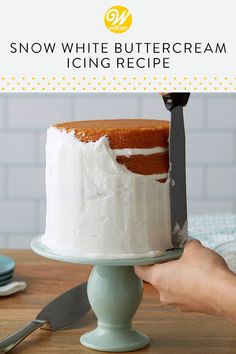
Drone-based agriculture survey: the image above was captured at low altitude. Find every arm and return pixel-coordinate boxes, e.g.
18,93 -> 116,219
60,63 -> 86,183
135,240 -> 236,323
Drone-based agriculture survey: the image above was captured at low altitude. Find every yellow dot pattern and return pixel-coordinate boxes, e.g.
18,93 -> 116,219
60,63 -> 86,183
0,76 -> 235,92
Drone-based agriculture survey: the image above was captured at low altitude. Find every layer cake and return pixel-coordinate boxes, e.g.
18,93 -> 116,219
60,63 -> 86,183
41,119 -> 176,259
55,119 -> 169,178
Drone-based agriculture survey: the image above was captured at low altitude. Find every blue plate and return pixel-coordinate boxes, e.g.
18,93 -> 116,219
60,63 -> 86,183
0,277 -> 13,287
0,271 -> 14,281
0,255 -> 15,276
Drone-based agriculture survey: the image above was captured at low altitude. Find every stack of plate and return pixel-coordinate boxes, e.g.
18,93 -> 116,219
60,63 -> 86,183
0,255 -> 15,287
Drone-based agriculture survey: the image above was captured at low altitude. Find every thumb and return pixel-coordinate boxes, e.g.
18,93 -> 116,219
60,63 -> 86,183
134,265 -> 156,284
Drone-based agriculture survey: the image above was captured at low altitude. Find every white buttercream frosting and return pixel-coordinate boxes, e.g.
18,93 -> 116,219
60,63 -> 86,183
41,127 -> 173,259
113,146 -> 168,157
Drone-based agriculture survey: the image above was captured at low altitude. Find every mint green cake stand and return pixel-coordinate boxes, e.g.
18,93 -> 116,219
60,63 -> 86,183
32,236 -> 183,352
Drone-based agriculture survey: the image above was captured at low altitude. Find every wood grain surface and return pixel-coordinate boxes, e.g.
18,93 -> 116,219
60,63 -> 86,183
1,250 -> 236,354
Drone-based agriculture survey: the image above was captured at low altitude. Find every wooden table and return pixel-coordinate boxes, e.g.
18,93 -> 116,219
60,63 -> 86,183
1,250 -> 236,354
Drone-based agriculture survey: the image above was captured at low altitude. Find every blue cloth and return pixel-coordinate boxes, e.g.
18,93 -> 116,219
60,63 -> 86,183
188,213 -> 236,249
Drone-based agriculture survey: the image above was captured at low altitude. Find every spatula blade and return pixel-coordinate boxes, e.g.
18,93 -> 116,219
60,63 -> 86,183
169,105 -> 188,247
36,282 -> 90,330
163,93 -> 190,247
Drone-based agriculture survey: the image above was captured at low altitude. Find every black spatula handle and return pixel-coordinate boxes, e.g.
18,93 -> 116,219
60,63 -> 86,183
163,93 -> 190,111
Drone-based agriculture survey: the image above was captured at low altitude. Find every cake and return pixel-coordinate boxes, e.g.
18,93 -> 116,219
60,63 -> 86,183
55,119 -> 169,178
41,119 -> 182,259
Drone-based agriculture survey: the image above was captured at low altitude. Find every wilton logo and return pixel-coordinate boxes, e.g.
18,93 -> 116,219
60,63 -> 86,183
104,6 -> 132,34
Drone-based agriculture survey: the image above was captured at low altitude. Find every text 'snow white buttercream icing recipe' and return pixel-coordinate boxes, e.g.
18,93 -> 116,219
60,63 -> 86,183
0,0 -> 235,92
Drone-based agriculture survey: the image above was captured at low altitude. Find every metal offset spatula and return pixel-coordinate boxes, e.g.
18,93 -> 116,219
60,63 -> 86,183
163,93 -> 190,247
0,282 -> 90,353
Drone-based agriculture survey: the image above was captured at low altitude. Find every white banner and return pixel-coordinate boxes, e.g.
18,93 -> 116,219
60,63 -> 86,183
0,0 -> 235,92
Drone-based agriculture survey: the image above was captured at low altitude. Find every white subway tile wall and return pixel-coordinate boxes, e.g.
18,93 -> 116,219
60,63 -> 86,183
0,97 -> 5,130
0,201 -> 36,233
186,167 -> 204,198
186,132 -> 235,164
38,133 -> 47,164
38,200 -> 46,233
8,167 -> 45,199
74,95 -> 140,119
0,168 -> 4,198
207,96 -> 236,130
0,93 -> 235,248
0,133 -> 36,164
8,97 -> 73,130
207,167 -> 236,198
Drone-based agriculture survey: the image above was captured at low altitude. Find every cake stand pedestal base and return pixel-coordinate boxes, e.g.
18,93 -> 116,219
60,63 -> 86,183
31,236 -> 183,352
81,326 -> 149,352
80,265 -> 149,352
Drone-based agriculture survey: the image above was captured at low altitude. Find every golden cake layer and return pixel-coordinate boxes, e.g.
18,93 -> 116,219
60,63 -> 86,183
116,152 -> 169,176
54,119 -> 169,178
55,119 -> 169,149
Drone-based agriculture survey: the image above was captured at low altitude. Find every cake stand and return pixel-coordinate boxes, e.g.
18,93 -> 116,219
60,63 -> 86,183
32,236 -> 183,352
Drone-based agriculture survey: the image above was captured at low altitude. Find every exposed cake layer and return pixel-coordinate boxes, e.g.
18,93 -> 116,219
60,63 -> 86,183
41,127 -> 174,259
116,152 -> 169,176
54,119 -> 169,178
54,119 -> 169,149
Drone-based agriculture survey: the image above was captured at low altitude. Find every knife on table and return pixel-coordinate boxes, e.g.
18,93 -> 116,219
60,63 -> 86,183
0,282 -> 90,353
163,93 -> 190,248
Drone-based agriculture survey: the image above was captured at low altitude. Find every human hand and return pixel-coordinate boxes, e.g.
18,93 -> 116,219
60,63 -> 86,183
135,240 -> 235,318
